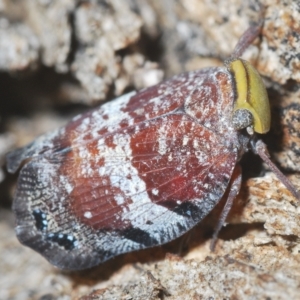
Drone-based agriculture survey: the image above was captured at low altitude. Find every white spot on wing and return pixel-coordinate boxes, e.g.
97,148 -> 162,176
84,211 -> 93,219
182,135 -> 189,146
152,188 -> 159,195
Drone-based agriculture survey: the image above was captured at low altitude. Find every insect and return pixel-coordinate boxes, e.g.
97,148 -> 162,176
7,23 -> 300,270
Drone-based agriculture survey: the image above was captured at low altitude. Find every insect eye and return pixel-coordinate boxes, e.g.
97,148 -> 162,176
232,109 -> 253,131
229,59 -> 271,134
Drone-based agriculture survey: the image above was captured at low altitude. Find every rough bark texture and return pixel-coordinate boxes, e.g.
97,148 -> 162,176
1,0 -> 300,299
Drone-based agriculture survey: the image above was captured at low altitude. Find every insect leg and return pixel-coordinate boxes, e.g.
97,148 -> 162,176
210,165 -> 242,251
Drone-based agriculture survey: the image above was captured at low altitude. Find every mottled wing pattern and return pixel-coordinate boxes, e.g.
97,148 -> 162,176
7,68 -> 239,270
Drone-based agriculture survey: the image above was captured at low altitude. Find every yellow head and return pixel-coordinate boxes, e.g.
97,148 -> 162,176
230,59 -> 270,134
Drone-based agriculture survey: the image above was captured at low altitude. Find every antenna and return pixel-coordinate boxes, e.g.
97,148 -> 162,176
230,21 -> 263,60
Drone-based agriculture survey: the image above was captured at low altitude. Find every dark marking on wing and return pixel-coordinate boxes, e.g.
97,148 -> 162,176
121,227 -> 158,247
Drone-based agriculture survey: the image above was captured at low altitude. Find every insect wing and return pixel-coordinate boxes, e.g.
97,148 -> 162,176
8,69 -> 239,270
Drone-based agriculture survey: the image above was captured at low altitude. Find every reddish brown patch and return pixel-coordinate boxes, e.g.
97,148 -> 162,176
216,71 -> 232,104
130,115 -> 221,205
189,80 -> 219,120
70,176 -> 130,230
124,75 -> 191,120
60,144 -> 131,230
